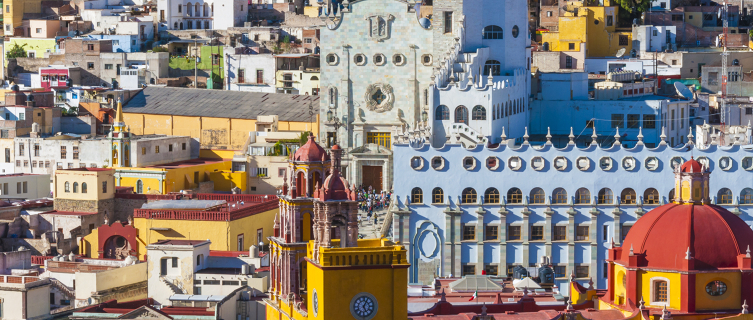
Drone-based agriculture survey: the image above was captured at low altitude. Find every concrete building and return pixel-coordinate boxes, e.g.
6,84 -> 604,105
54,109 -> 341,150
121,87 -> 320,150
0,274 -> 52,320
43,255 -> 147,308
233,125 -> 304,194
223,52 -> 276,93
0,173 -> 50,199
157,0 -> 246,31
390,131 -> 753,291
643,6 -> 747,48
274,53 -> 319,95
146,240 -> 267,306
631,25 -> 677,54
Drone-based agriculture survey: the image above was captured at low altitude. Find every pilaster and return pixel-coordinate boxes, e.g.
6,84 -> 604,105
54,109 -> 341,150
476,206 -> 485,275
544,207 -> 554,260
444,207 -> 461,277
521,206 -> 531,267
567,206 -> 577,278
612,208 -> 622,247
498,206 -> 508,277
590,207 -> 600,282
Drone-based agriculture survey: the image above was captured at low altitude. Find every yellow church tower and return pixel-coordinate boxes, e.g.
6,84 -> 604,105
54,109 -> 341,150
108,99 -> 131,167
266,137 -> 409,320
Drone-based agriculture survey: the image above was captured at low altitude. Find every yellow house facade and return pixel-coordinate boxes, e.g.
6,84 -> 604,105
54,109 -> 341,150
3,0 -> 43,36
122,87 -> 320,150
80,194 -> 279,260
114,159 -> 236,194
540,2 -> 632,58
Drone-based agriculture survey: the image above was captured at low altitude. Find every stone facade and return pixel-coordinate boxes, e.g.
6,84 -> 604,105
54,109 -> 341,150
53,198 -> 114,217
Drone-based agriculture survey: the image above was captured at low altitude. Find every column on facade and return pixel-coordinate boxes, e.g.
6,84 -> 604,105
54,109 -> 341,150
340,46 -> 351,148
612,209 -> 622,247
521,207 -> 531,268
566,207 -> 577,278
543,207 -> 554,261
498,207 -> 508,277
475,206 -> 485,275
589,207 -> 600,283
443,207 -> 461,277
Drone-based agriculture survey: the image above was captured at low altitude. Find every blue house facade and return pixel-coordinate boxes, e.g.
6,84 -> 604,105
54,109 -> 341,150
390,134 -> 753,293
85,34 -> 139,52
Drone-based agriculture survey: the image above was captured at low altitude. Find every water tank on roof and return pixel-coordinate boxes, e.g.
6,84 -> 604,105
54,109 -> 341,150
513,265 -> 529,279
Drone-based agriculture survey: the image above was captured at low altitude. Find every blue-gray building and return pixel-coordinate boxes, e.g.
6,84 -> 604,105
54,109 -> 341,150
390,134 -> 753,293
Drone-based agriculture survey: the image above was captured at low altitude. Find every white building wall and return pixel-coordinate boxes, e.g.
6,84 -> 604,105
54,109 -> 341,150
224,52 -> 276,93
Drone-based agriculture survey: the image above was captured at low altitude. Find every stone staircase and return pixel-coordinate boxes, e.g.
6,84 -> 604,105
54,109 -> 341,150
49,278 -> 75,298
160,276 -> 185,295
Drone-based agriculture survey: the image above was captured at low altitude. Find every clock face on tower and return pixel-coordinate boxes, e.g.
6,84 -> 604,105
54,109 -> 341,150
350,292 -> 378,320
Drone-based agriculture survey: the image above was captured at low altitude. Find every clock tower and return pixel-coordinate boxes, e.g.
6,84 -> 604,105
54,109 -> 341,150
266,139 -> 409,320
108,99 -> 131,168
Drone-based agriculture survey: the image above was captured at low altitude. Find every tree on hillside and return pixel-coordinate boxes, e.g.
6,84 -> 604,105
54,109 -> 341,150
614,0 -> 651,26
6,43 -> 27,59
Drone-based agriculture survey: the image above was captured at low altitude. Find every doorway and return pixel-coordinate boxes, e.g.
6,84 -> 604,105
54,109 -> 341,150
362,166 -> 382,192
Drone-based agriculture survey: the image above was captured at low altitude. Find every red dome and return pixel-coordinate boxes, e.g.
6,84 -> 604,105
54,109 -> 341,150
619,203 -> 753,270
322,173 -> 351,200
293,134 -> 330,162
680,157 -> 703,173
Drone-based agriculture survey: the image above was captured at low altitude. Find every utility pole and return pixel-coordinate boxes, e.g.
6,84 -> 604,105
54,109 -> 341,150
194,38 -> 198,88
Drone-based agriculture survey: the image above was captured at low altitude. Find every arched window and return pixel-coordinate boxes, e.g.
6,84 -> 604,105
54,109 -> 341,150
195,3 -> 200,16
204,21 -> 209,29
669,189 -> 675,202
598,188 -> 613,204
552,188 -> 567,204
411,187 -> 423,204
180,22 -> 184,30
482,25 -> 503,39
211,3 -> 213,15
174,22 -> 178,29
432,187 -> 444,204
197,254 -> 202,266
454,106 -> 468,124
484,188 -> 500,204
73,182 -> 79,193
81,182 -> 87,193
188,21 -> 193,29
311,76 -> 319,81
472,105 -> 486,120
507,188 -> 522,204
462,188 -> 477,204
530,188 -> 546,204
187,2 -> 192,16
137,180 -> 143,194
718,188 -> 733,204
654,280 -> 668,303
742,188 -> 753,204
644,188 -> 660,204
621,188 -> 637,204
64,181 -> 70,192
575,188 -> 590,204
329,87 -> 337,105
435,105 -> 449,120
204,3 -> 209,16
483,60 -> 501,76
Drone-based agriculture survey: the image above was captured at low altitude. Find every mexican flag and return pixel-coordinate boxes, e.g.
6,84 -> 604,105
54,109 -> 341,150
469,290 -> 478,301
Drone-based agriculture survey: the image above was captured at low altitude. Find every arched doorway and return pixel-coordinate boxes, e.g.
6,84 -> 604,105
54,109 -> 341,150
103,235 -> 132,259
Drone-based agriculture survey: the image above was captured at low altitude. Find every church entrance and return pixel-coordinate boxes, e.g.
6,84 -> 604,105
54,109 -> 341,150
362,166 -> 382,192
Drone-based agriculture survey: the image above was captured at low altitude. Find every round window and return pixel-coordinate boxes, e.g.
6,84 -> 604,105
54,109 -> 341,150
512,25 -> 519,38
355,55 -> 364,64
393,54 -> 404,65
594,19 -> 599,25
374,55 -> 383,64
705,280 -> 727,296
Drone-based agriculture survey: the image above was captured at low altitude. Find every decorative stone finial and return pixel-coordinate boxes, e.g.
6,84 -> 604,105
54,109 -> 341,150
637,127 -> 644,144
569,127 -> 575,145
523,127 -> 529,144
500,126 -> 507,142
660,126 -> 667,143
591,126 -> 598,146
481,303 -> 487,316
747,245 -> 751,258
566,298 -> 574,311
685,247 -> 692,260
546,127 -> 552,144
661,304 -> 671,319
613,127 -> 621,146
743,300 -> 749,314
639,296 -> 645,310
588,277 -> 594,289
629,244 -> 634,256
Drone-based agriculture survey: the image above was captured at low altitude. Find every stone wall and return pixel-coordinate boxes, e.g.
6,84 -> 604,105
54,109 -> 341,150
0,237 -> 76,255
54,198 -> 115,219
88,281 -> 148,307
7,58 -> 53,78
114,198 -> 148,222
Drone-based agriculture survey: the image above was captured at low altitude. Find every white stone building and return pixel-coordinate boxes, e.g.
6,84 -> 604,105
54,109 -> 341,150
318,0 -> 531,191
223,51 -> 276,92
157,0 -> 247,31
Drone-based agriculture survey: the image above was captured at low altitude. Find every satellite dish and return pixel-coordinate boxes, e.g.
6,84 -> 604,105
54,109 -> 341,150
674,82 -> 694,100
615,47 -> 626,58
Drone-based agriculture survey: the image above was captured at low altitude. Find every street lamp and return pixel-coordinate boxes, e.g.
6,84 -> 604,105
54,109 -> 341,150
421,110 -> 428,122
326,110 -> 344,146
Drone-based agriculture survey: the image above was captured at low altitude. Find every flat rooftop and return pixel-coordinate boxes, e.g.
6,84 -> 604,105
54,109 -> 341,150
150,239 -> 211,246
